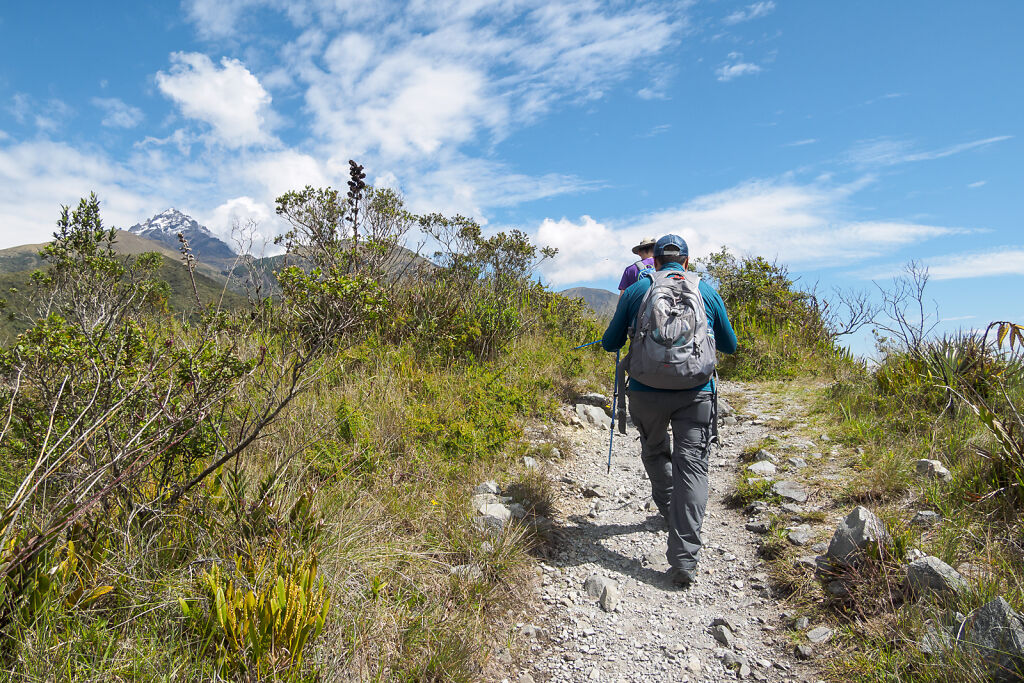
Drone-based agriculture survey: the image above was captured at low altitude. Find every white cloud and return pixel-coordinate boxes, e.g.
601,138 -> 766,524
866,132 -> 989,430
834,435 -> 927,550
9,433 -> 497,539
203,196 -> 281,251
8,94 -> 74,132
723,1 -> 775,25
0,140 -> 157,246
91,97 -> 144,128
968,180 -> 987,188
536,178 -> 957,287
847,136 -> 1012,168
923,249 -> 1024,281
783,138 -> 818,147
716,52 -> 762,81
156,52 -> 275,148
269,1 -> 677,162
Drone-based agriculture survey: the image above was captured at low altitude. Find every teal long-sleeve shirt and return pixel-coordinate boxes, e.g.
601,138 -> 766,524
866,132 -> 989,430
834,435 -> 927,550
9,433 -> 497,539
601,262 -> 738,392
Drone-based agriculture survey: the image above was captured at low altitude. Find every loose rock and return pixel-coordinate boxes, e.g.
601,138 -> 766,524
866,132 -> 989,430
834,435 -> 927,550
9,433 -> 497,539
912,510 -> 941,527
806,626 -> 833,644
584,574 -> 616,600
787,525 -> 815,546
772,480 -> 809,503
826,506 -> 888,567
915,458 -> 952,482
963,597 -> 1024,682
749,460 -> 777,476
906,556 -> 967,597
576,404 -> 612,429
712,624 -> 735,647
599,584 -> 620,612
474,480 -> 500,495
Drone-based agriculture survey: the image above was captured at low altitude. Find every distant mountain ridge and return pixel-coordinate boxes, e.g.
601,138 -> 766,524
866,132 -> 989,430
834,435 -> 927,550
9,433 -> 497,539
128,209 -> 236,264
560,286 -> 617,318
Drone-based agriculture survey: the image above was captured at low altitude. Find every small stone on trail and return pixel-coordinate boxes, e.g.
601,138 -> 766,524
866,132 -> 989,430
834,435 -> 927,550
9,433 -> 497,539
474,480 -> 500,495
599,584 -> 620,612
518,674 -> 536,683
521,624 -> 543,639
685,654 -> 702,674
795,644 -> 815,660
772,480 -> 809,503
787,457 -> 808,469
826,505 -> 888,566
806,626 -> 833,644
746,521 -> 771,534
584,574 -> 616,600
748,460 -> 777,476
713,616 -> 741,633
753,449 -> 777,463
915,458 -> 952,482
712,624 -> 735,647
787,525 -> 815,546
644,497 -> 658,512
793,617 -> 810,631
583,484 -> 607,498
744,501 -> 770,515
781,503 -> 804,515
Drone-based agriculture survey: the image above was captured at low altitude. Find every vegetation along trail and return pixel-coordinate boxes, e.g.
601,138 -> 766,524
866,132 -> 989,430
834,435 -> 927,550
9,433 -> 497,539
511,381 -> 824,683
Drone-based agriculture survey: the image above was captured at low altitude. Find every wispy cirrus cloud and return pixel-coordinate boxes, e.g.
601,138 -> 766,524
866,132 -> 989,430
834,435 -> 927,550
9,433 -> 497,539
847,135 -> 1012,168
716,52 -> 763,81
723,1 -> 775,25
92,97 -> 144,128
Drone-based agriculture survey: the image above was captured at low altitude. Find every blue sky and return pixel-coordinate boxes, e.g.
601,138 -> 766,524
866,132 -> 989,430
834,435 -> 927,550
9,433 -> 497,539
0,1 -> 1021,345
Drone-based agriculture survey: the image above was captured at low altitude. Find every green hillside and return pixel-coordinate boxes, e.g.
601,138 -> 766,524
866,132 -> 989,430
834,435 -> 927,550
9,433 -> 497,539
0,257 -> 246,342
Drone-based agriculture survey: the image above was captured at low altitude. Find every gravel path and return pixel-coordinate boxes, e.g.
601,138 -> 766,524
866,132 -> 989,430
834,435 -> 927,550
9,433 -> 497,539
514,382 -> 822,683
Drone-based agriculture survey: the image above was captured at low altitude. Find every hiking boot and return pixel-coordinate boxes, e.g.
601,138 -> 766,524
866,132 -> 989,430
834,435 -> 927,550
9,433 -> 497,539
668,567 -> 696,587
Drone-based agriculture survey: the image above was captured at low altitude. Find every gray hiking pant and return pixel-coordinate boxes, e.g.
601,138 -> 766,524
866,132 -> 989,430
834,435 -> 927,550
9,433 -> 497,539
628,390 -> 714,572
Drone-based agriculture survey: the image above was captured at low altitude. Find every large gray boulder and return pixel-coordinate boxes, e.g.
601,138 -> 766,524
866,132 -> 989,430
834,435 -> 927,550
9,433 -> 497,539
906,556 -> 966,598
963,597 -> 1024,681
826,506 -> 888,566
575,392 -> 610,409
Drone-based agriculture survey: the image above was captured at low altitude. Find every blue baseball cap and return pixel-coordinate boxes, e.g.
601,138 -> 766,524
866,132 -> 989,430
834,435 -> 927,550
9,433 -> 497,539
654,234 -> 688,258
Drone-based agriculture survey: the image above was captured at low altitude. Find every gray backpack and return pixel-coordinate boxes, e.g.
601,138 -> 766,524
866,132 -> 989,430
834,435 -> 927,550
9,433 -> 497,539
625,270 -> 717,390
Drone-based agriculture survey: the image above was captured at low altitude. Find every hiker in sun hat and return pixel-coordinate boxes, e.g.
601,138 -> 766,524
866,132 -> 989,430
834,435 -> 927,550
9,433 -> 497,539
617,236 -> 657,296
601,234 -> 737,587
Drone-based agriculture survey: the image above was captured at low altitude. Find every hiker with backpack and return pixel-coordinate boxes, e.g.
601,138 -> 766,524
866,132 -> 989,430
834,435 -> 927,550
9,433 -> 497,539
601,234 -> 737,587
617,237 -> 657,296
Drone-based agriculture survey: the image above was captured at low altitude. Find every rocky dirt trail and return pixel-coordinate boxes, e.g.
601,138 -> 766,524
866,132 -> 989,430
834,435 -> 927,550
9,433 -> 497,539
511,382 -> 826,683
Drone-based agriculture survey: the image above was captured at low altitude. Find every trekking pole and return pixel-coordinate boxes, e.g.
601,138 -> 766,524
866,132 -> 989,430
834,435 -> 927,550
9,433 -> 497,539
607,349 -> 619,474
572,340 -> 601,350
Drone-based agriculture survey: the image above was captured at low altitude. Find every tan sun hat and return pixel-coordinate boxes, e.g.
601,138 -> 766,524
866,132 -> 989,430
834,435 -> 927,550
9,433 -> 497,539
631,236 -> 657,255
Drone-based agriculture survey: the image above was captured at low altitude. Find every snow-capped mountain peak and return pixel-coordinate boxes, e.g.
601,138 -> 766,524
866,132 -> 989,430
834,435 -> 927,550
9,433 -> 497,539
128,209 -> 236,259
129,208 -> 211,238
